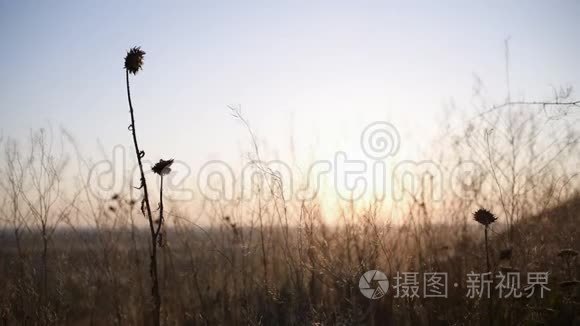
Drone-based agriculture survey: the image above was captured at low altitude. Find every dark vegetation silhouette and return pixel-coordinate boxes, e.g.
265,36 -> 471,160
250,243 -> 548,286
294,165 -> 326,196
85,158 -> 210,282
124,47 -> 175,326
0,47 -> 578,325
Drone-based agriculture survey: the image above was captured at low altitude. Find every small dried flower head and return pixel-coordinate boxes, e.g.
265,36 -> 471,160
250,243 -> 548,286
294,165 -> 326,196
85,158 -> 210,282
473,208 -> 497,226
152,159 -> 174,175
124,46 -> 146,75
557,248 -> 579,259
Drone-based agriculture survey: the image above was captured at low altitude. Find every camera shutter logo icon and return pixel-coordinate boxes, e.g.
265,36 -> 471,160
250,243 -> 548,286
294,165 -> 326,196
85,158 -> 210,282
359,270 -> 389,299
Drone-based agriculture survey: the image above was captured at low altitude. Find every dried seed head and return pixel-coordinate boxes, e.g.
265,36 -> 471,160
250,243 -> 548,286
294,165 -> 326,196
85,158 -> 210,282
152,159 -> 174,175
473,208 -> 497,226
124,46 -> 146,75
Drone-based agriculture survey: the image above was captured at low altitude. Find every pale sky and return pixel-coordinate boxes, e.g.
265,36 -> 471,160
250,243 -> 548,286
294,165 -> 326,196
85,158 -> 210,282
1,0 -> 579,190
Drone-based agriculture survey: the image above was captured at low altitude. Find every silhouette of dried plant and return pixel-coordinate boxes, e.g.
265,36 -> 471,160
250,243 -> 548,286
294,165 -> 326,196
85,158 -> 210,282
124,46 -> 161,326
474,208 -> 497,326
152,159 -> 174,176
474,208 -> 497,226
124,47 -> 145,75
152,158 -> 174,248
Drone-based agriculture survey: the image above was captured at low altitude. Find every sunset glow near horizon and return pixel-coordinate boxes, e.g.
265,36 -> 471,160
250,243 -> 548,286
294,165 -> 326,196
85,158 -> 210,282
1,1 -> 580,220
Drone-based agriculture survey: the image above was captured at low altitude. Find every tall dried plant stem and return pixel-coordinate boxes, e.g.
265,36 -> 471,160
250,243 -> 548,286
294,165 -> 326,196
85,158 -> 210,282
484,226 -> 490,275
157,175 -> 164,236
125,69 -> 161,326
155,175 -> 165,255
485,225 -> 492,326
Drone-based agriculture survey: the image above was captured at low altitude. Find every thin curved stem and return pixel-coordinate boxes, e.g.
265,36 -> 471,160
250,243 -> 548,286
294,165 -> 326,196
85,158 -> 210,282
126,69 -> 161,326
156,175 -> 164,238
